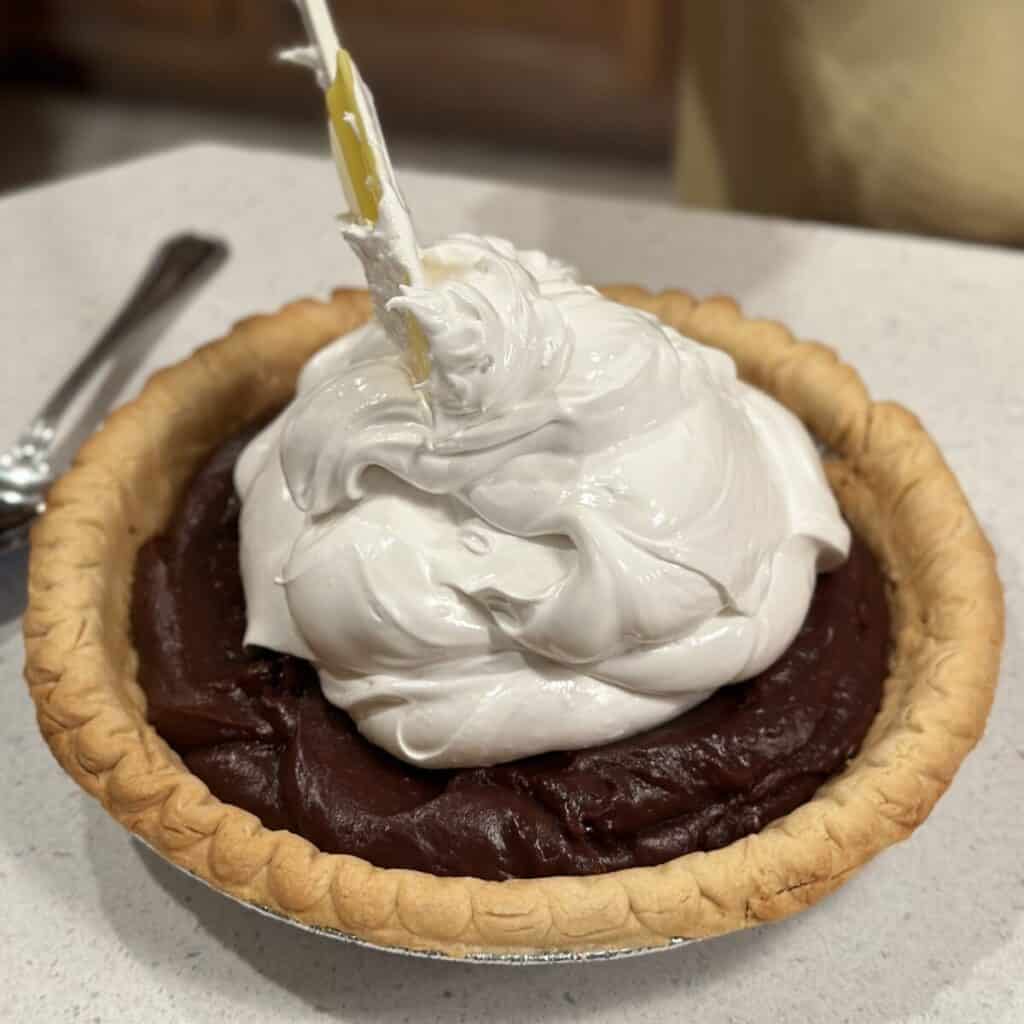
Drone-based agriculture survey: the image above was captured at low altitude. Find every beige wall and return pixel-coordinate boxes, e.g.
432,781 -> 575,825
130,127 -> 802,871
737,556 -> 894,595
678,1 -> 1024,244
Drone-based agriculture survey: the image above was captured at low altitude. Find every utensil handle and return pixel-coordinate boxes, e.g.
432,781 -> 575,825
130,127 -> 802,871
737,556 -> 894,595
32,233 -> 228,438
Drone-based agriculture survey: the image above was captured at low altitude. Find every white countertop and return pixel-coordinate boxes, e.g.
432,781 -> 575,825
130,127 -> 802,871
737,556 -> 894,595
2,143 -> 1021,1023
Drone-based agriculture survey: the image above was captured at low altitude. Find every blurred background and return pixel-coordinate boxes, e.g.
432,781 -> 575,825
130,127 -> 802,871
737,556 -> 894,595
2,1 -> 1022,245
0,1 -> 681,204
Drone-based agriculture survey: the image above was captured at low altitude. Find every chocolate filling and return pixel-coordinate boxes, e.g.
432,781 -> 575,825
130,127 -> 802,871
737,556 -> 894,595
132,427 -> 889,880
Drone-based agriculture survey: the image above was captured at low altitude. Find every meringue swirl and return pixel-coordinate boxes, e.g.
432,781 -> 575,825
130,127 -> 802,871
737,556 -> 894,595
235,235 -> 849,768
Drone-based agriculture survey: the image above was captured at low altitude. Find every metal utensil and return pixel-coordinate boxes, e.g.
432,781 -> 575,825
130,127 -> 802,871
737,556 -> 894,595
0,233 -> 228,552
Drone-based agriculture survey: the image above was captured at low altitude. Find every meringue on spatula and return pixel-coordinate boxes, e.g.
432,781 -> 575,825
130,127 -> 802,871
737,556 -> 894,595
282,0 -> 430,382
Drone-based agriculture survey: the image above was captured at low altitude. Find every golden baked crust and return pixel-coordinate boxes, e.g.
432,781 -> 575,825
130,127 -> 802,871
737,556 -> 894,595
23,287 -> 1004,957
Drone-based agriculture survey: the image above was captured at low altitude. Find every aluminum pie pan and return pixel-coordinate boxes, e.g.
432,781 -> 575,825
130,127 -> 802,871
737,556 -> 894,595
131,835 -> 696,964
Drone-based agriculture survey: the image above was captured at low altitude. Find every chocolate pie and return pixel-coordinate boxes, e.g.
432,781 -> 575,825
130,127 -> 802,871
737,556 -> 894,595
132,422 -> 888,880
24,288 -> 1003,956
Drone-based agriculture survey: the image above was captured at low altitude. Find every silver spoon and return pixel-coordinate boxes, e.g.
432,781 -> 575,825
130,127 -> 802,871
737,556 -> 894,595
0,233 -> 229,552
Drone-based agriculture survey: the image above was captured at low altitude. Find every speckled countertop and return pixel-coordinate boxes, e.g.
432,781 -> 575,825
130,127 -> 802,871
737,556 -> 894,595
2,144 -> 1021,1023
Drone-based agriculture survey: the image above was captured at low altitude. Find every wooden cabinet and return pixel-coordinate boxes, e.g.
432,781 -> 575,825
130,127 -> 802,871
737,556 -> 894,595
11,1 -> 681,155
19,0 -> 227,34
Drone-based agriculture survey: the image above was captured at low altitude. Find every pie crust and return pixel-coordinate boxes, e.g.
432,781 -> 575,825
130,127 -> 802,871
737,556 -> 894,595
23,288 -> 1004,957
